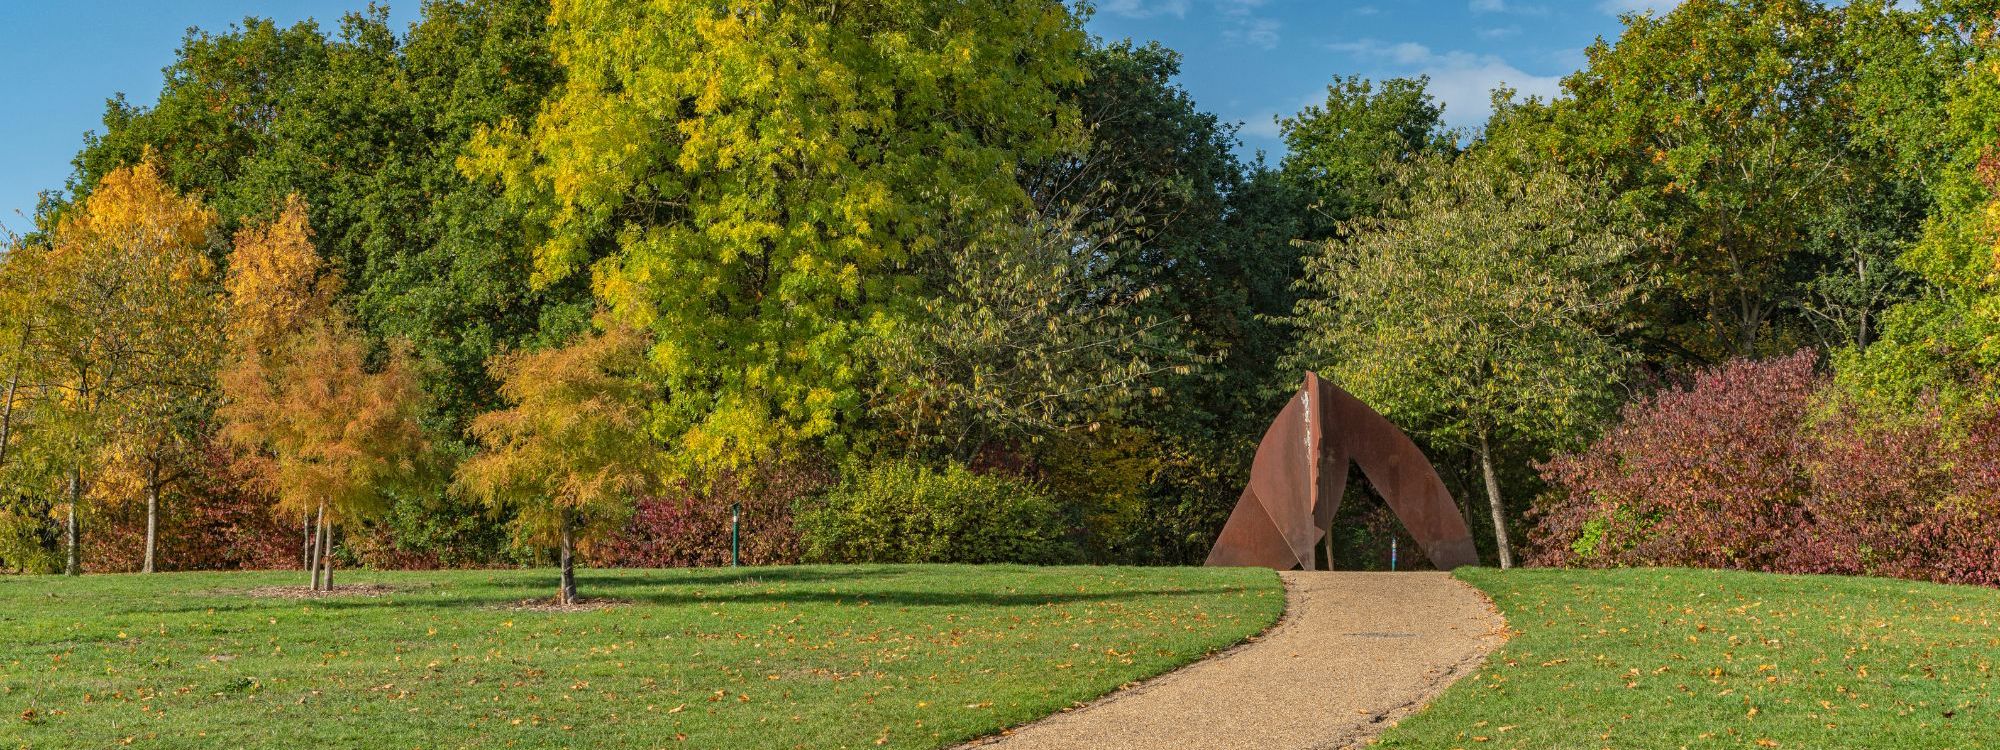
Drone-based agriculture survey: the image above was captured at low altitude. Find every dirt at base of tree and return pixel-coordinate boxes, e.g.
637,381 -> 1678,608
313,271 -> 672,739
238,583 -> 397,599
496,597 -> 629,613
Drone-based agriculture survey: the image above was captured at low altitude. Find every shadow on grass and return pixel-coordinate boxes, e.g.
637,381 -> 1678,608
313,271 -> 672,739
585,565 -> 910,587
139,566 -> 1252,615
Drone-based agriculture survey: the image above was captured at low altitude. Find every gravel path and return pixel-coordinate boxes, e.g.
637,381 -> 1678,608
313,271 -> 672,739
963,571 -> 1506,750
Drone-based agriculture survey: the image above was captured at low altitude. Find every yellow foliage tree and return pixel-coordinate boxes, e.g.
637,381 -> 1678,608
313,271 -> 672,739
8,159 -> 219,575
459,326 -> 656,605
219,197 -> 428,591
465,0 -> 1089,477
223,196 -> 340,354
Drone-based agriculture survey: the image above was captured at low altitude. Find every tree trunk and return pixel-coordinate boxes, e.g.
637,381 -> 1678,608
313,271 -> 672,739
310,504 -> 326,591
1478,431 -> 1514,570
64,469 -> 80,576
303,514 -> 314,571
142,465 -> 159,574
0,326 -> 26,472
321,521 -> 334,592
558,517 -> 578,606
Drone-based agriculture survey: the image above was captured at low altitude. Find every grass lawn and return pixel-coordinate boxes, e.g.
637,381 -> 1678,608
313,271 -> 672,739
1377,567 -> 2000,750
0,564 -> 1281,749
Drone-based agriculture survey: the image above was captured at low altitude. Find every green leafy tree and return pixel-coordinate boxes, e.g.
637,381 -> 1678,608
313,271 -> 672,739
71,3 -> 582,565
466,0 -> 1090,477
1279,75 -> 1450,238
1283,157 -> 1645,568
1557,0 -> 1859,360
1836,1 -> 2000,409
1023,42 -> 1307,563
866,196 -> 1193,462
459,326 -> 657,605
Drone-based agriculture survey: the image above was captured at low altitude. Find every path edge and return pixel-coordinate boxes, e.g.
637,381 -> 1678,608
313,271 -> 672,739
1310,571 -> 1512,750
954,569 -> 1299,748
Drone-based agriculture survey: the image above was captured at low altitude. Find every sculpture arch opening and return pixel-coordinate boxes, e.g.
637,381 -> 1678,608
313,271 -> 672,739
1205,372 -> 1479,571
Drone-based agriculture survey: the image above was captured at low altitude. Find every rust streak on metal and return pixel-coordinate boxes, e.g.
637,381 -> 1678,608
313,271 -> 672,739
1205,373 -> 1479,571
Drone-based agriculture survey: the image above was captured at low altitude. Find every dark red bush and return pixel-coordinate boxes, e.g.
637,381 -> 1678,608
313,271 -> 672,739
1534,350 -> 2000,587
1924,410 -> 2000,586
593,462 -> 829,568
1530,351 -> 1820,571
86,443 -> 299,573
1788,400 -> 1952,578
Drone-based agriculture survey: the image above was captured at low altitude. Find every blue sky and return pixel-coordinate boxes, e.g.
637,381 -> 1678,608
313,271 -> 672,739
0,0 -> 1677,234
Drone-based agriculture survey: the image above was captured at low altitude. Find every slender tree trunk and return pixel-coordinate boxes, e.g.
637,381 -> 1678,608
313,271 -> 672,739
558,517 -> 578,606
0,326 -> 26,472
321,522 -> 334,592
142,464 -> 159,574
303,514 -> 314,571
310,504 -> 326,591
64,469 -> 80,576
1477,431 -> 1513,570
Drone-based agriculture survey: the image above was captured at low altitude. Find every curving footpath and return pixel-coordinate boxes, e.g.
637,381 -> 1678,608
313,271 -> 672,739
963,571 -> 1506,750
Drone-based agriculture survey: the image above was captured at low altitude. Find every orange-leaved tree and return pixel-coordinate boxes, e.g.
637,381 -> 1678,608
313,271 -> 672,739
218,196 -> 428,591
459,325 -> 657,605
10,159 -> 219,575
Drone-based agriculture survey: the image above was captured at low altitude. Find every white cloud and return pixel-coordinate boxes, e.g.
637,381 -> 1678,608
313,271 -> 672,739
1478,26 -> 1521,39
1470,0 -> 1553,16
1212,0 -> 1282,49
1240,113 -> 1284,140
1100,0 -> 1191,19
1225,17 -> 1283,49
1325,39 -> 1565,130
1350,5 -> 1380,15
1329,40 -> 1430,65
1237,88 -> 1331,142
1596,0 -> 1683,16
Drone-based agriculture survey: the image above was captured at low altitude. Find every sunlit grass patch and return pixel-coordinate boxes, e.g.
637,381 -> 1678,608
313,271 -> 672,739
1378,567 -> 2000,749
0,564 -> 1280,749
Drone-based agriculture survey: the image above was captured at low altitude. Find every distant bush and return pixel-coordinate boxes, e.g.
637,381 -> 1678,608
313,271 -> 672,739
1531,350 -> 2000,586
0,491 -> 61,574
594,462 -> 826,568
795,461 -> 1075,565
83,444 -> 300,573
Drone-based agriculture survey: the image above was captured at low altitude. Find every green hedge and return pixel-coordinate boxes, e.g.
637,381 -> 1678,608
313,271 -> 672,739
795,461 -> 1075,564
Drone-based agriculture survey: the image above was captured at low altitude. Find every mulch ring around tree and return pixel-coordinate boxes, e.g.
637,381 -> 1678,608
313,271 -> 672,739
236,583 -> 399,599
496,596 -> 630,613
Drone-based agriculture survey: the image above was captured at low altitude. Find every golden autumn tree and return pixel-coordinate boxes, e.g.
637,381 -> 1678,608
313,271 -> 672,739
222,196 -> 341,352
218,196 -> 428,591
10,159 -> 220,575
458,326 -> 657,605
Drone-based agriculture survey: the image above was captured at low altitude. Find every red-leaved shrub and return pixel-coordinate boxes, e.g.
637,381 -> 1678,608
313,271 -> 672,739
1787,400 -> 1952,578
86,443 -> 300,572
593,462 -> 829,568
1923,411 -> 2000,586
1531,351 -> 1820,571
1533,350 -> 2000,587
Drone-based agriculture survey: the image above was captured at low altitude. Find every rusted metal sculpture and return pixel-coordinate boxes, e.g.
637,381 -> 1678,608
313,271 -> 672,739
1205,372 -> 1479,571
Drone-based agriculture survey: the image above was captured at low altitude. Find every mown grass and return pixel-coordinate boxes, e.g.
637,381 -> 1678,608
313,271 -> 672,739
0,564 -> 1281,749
1378,567 -> 2000,750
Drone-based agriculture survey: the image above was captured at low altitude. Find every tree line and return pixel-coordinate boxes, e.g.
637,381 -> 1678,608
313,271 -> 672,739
1,0 -> 1996,593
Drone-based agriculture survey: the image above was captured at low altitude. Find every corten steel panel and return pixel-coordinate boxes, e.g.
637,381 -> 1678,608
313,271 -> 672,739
1204,373 -> 1480,571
